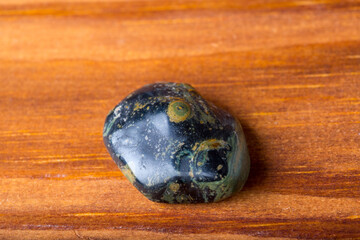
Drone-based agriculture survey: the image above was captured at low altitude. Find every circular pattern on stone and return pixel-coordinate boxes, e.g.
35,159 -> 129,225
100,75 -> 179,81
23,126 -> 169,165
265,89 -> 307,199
167,100 -> 191,123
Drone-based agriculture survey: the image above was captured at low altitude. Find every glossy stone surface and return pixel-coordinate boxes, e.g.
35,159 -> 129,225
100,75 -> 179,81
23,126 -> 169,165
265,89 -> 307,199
103,82 -> 250,203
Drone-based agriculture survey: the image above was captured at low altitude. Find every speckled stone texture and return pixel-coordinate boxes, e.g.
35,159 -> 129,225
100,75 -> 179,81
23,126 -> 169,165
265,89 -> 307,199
103,82 -> 250,203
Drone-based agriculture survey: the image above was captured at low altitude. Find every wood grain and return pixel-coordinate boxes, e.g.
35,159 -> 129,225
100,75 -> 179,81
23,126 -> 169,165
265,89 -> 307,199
0,0 -> 359,239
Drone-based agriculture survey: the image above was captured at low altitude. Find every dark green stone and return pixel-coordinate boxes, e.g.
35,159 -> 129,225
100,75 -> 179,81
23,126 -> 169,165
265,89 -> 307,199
103,82 -> 250,203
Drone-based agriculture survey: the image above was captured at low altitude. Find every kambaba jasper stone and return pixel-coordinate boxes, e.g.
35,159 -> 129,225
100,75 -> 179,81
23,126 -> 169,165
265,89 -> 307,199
103,82 -> 250,203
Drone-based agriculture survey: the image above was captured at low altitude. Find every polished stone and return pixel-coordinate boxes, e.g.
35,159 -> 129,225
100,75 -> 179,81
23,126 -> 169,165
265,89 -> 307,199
103,82 -> 250,203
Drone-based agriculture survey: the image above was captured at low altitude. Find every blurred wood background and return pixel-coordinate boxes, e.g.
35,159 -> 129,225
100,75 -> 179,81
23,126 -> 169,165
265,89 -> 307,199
0,0 -> 359,239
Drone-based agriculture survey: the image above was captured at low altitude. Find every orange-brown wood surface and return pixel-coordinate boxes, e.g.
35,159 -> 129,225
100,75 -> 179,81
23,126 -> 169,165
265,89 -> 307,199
1,0 -> 360,239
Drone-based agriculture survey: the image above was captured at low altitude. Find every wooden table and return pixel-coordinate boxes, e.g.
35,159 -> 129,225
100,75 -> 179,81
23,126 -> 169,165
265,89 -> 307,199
1,0 -> 359,239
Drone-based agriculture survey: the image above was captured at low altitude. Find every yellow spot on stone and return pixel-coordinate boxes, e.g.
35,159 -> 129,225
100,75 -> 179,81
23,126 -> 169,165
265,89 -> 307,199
200,120 -> 204,124
133,102 -> 148,111
167,100 -> 191,123
169,183 -> 180,192
197,161 -> 204,167
197,139 -> 227,152
133,102 -> 141,111
121,165 -> 136,184
217,164 -> 223,171
192,142 -> 199,151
